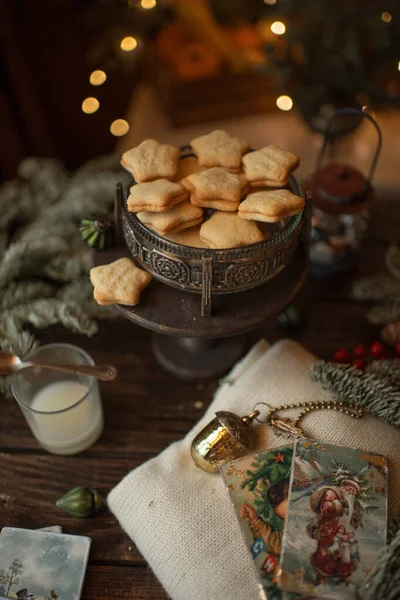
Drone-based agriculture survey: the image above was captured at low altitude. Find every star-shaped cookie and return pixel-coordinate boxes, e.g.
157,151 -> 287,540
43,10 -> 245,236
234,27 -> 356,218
127,180 -> 188,213
190,130 -> 250,171
121,139 -> 180,182
242,145 -> 300,187
90,257 -> 152,306
166,225 -> 208,248
200,211 -> 264,249
137,201 -> 203,235
238,189 -> 305,223
182,167 -> 249,211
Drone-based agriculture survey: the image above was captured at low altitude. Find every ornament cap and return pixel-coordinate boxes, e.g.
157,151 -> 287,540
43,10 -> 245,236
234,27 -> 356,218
191,409 -> 259,472
215,411 -> 256,448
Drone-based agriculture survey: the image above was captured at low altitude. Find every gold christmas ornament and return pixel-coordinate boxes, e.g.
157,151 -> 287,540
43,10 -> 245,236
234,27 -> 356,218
190,410 -> 260,472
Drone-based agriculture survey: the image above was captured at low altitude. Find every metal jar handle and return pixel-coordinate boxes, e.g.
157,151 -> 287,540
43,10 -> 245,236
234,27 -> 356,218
315,107 -> 382,184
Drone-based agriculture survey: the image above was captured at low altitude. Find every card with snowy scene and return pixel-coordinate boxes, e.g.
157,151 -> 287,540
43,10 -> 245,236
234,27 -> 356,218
278,439 -> 388,599
1,527 -> 62,536
221,446 -> 299,600
0,527 -> 90,600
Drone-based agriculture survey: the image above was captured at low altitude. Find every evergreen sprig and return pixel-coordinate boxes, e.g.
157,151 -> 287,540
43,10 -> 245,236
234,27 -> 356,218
362,528 -> 400,600
0,155 -> 129,397
309,361 -> 400,426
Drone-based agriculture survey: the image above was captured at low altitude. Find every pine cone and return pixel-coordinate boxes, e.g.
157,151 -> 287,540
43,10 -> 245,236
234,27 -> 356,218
382,321 -> 400,347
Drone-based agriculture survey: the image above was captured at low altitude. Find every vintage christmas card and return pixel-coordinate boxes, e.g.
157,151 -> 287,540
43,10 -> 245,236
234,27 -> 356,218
221,446 -> 298,600
278,439 -> 388,598
0,528 -> 90,600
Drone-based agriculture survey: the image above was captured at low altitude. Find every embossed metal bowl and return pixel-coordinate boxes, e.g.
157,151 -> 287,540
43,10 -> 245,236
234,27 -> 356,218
119,146 -> 307,316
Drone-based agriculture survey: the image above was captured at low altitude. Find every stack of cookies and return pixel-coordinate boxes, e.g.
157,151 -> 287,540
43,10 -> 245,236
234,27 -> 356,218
121,130 -> 304,250
90,131 -> 304,307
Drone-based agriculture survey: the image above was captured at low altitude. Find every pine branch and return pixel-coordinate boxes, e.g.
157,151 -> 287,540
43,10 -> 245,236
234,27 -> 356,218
388,514 -> 400,543
0,318 -> 39,359
0,280 -> 57,310
352,273 -> 400,302
0,155 -> 126,396
0,299 -> 98,336
0,238 -> 72,286
309,361 -> 400,426
366,302 -> 400,326
366,360 -> 400,389
364,528 -> 400,599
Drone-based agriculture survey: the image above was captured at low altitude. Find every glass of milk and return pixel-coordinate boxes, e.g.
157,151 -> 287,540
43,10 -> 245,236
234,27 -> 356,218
12,343 -> 104,455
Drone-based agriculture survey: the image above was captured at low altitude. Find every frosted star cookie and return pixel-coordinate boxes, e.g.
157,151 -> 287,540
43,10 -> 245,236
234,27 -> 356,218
137,201 -> 203,236
200,211 -> 263,249
121,139 -> 180,182
242,145 -> 300,187
182,166 -> 249,211
127,180 -> 188,213
90,257 -> 152,306
238,189 -> 305,223
190,130 -> 250,171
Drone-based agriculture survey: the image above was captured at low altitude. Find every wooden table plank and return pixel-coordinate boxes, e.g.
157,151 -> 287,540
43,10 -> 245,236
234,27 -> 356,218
83,565 -> 169,600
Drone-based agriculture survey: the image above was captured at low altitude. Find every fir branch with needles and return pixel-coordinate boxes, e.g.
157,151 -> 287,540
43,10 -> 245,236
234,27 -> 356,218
0,155 -> 129,397
309,360 -> 400,426
363,528 -> 400,600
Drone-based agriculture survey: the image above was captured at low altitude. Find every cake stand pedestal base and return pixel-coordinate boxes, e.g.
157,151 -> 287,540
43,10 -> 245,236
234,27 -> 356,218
152,334 -> 247,381
93,231 -> 308,380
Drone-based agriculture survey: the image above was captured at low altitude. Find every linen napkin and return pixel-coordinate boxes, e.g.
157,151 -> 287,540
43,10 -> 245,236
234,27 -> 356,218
108,339 -> 400,600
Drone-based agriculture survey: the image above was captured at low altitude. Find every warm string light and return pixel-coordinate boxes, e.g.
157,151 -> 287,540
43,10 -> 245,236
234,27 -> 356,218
270,21 -> 286,35
264,0 -> 277,4
82,97 -> 100,114
89,70 -> 107,86
398,60 -> 400,71
120,36 -> 138,51
141,0 -> 156,8
381,11 -> 392,23
110,119 -> 130,136
276,95 -> 293,111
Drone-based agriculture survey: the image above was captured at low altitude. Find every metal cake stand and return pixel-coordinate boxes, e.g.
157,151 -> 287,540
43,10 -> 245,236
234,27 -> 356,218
93,202 -> 310,380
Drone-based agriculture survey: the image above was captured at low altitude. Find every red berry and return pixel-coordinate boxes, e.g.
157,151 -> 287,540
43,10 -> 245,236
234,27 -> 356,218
352,359 -> 365,370
334,349 -> 350,363
370,341 -> 385,357
395,344 -> 400,355
353,344 -> 366,357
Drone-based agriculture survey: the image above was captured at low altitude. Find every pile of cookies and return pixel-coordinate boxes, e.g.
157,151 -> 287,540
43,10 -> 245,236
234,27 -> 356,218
90,131 -> 304,307
121,130 -> 304,250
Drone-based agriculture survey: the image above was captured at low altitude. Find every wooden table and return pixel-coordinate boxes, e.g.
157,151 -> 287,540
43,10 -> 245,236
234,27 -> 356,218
1,199 -> 399,599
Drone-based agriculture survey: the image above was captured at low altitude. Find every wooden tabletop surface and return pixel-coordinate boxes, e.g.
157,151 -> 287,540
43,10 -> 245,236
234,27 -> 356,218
1,198 -> 399,600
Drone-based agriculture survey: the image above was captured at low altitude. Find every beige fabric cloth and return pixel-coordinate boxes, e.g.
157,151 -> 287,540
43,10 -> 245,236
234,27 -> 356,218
108,339 -> 400,600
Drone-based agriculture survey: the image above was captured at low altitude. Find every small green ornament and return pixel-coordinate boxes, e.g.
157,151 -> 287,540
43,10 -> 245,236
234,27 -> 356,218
80,215 -> 115,250
56,486 -> 103,518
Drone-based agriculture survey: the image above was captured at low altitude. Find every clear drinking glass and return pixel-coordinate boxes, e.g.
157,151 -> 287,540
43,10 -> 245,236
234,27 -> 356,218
12,343 -> 104,455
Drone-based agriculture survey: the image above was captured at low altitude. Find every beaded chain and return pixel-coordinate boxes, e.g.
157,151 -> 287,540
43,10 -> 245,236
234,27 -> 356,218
252,400 -> 363,439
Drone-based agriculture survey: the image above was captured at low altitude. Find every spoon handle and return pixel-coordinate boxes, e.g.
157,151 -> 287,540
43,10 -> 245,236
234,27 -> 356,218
24,363 -> 117,381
